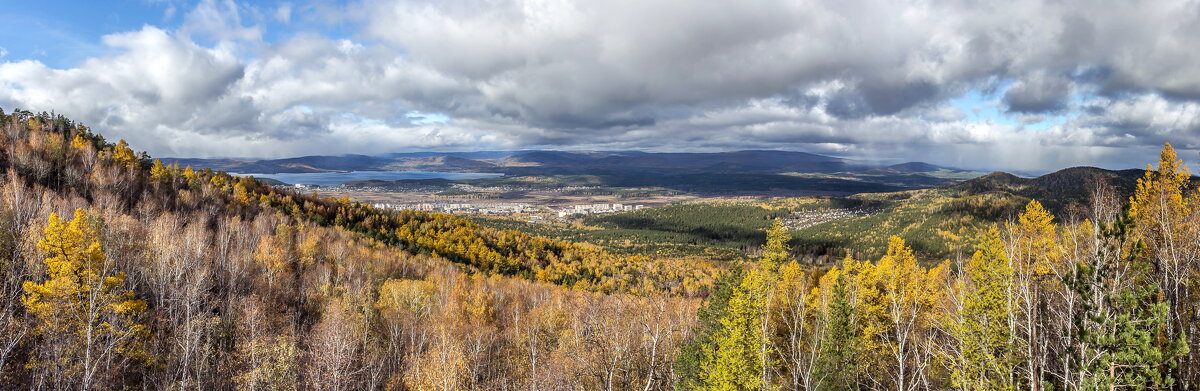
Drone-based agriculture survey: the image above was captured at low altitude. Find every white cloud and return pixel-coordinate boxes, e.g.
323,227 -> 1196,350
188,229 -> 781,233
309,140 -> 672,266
275,2 -> 293,23
1,0 -> 1200,170
178,0 -> 262,44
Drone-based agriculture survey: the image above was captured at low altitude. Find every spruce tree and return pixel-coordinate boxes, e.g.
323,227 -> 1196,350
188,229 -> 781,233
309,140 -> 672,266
815,272 -> 858,391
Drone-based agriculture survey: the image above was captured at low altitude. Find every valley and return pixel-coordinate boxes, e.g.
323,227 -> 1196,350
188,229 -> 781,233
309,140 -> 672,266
5,1 -> 1197,389
3,109 -> 1195,390
246,157 -> 1147,267
179,150 -> 994,261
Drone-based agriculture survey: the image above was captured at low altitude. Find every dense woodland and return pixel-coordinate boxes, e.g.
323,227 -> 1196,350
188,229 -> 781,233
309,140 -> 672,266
0,108 -> 1198,390
0,109 -> 701,390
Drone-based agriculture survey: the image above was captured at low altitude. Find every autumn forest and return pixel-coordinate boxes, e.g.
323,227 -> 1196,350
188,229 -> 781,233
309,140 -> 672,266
0,108 -> 1198,391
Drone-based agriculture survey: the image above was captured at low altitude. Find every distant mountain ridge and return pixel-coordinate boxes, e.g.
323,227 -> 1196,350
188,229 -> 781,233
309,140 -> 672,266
167,150 -> 951,175
885,162 -> 949,173
165,150 -> 986,194
949,166 -> 1151,213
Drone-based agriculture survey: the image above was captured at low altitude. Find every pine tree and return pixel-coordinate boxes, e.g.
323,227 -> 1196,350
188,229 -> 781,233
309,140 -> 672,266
1126,142 -> 1199,386
1069,210 -> 1187,391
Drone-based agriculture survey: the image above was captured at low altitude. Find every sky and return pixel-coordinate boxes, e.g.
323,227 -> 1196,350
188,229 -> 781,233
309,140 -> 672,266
1,0 -> 1199,171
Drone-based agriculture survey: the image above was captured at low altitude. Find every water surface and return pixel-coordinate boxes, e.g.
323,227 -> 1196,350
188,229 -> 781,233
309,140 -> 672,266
234,171 -> 503,186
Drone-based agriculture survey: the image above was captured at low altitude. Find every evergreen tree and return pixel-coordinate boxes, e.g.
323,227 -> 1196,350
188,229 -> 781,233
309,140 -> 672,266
1069,210 -> 1187,391
1127,142 -> 1200,387
677,265 -> 746,390
815,271 -> 858,391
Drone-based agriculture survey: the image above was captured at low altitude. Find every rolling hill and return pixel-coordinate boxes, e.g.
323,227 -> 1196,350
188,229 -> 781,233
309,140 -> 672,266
167,149 -> 963,176
0,109 -> 710,389
168,150 -> 986,194
478,165 -> 1160,262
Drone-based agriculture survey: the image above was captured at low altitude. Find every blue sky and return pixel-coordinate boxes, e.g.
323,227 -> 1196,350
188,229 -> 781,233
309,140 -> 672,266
1,0 -> 1198,171
948,86 -> 1066,131
0,1 -> 177,67
0,0 -> 353,67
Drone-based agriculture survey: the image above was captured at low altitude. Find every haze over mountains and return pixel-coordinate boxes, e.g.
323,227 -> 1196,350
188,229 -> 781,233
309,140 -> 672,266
166,150 -> 989,193
168,149 -> 1171,198
167,150 -> 921,174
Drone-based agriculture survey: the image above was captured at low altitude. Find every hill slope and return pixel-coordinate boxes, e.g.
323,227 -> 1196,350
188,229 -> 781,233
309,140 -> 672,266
0,109 -> 703,389
492,165 -> 1157,263
952,166 -> 1146,212
789,166 -> 1152,260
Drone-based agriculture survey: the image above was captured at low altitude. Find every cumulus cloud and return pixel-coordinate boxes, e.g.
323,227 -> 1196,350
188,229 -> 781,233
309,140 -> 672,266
0,27 -> 243,138
1005,72 -> 1072,113
0,0 -> 1199,170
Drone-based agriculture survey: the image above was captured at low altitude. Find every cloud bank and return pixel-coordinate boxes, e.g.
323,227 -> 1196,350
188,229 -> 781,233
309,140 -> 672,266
2,0 -> 1200,171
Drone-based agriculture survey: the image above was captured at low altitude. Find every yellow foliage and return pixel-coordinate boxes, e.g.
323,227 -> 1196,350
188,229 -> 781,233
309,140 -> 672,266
234,334 -> 300,391
107,139 -> 140,168
233,182 -> 254,205
1129,142 -> 1196,260
182,164 -> 195,176
150,159 -> 170,181
70,134 -> 91,151
22,209 -> 151,380
404,334 -> 466,391
1007,200 -> 1059,275
377,278 -> 439,319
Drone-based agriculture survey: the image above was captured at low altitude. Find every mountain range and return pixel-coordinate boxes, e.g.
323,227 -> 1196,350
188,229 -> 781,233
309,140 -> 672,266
166,150 -> 984,193
166,150 -> 950,175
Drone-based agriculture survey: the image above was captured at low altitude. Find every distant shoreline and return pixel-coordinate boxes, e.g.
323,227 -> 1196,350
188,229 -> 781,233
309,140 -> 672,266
232,170 -> 505,186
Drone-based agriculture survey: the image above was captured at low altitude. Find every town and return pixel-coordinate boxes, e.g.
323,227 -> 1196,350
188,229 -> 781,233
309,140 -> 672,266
369,201 -> 646,219
782,207 -> 881,230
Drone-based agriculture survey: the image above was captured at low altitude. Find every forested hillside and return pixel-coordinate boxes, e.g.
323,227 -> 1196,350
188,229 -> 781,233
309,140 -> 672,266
0,109 -> 702,389
681,145 -> 1200,390
2,108 -> 1199,390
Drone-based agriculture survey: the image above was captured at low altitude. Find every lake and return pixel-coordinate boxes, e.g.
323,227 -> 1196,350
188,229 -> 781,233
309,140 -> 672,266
233,171 -> 504,186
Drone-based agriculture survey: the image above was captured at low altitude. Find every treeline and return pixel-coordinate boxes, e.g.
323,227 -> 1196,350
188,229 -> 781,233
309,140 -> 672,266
680,144 -> 1199,390
588,203 -> 789,246
0,108 -> 699,389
